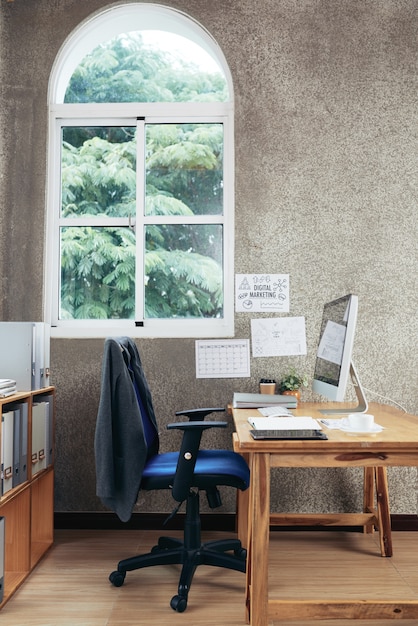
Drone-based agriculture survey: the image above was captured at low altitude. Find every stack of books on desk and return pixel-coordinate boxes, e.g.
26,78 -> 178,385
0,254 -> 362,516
0,379 -> 17,397
233,392 -> 297,409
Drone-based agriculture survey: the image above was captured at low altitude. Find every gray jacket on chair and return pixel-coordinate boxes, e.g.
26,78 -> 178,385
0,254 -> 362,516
94,337 -> 158,522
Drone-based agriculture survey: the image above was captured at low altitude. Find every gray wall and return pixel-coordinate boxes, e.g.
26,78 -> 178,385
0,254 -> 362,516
1,0 -> 417,516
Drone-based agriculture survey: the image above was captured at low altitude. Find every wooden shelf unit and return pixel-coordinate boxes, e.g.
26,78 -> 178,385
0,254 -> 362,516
0,387 -> 55,609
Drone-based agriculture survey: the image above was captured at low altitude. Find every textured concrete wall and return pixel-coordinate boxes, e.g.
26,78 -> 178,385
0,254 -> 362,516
1,0 -> 417,515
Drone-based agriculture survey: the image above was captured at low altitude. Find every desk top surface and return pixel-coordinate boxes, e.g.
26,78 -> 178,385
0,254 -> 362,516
232,402 -> 418,461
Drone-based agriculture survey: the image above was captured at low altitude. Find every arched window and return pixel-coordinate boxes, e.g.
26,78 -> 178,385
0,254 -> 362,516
46,3 -> 234,338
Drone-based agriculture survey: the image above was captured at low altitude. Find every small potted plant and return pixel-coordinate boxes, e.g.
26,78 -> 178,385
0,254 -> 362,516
278,367 -> 308,405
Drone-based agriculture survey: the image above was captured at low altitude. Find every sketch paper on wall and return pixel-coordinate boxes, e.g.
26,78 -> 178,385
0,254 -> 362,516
251,317 -> 307,357
235,274 -> 289,312
317,320 -> 346,365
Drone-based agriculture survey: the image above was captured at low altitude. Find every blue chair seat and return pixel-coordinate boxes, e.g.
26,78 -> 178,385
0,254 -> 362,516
142,449 -> 250,492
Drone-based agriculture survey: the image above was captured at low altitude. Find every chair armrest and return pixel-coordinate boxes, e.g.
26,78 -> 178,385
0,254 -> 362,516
167,420 -> 227,432
175,407 -> 225,421
167,420 -> 228,502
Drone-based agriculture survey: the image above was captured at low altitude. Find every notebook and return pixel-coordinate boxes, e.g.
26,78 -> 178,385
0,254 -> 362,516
247,416 -> 322,431
258,406 -> 293,417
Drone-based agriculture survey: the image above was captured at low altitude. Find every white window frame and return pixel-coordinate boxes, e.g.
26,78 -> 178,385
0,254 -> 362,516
45,4 -> 234,339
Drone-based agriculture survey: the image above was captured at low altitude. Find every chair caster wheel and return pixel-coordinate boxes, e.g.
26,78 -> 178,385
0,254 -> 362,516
109,570 -> 126,587
170,594 -> 187,612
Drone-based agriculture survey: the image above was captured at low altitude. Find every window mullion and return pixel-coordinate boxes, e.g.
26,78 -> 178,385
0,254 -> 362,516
135,118 -> 146,324
143,215 -> 224,225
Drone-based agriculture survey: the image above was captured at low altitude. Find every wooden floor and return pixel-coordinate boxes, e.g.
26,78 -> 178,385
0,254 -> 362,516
2,529 -> 418,625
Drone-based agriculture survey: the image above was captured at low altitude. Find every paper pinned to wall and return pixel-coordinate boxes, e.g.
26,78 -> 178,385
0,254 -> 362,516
251,317 -> 307,357
317,320 -> 346,365
195,339 -> 251,378
236,274 -> 289,312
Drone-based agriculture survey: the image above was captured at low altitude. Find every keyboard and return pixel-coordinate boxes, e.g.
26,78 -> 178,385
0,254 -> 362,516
250,429 -> 328,440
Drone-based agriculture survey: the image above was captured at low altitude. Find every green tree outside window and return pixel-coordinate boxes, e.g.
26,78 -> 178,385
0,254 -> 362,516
59,34 -> 227,321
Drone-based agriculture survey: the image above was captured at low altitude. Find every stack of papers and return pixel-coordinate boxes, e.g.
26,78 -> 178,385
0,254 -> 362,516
319,418 -> 384,433
258,406 -> 293,417
0,378 -> 17,397
248,416 -> 322,430
233,392 -> 297,409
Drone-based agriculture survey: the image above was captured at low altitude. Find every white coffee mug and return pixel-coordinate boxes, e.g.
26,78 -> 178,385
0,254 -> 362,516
347,413 -> 374,431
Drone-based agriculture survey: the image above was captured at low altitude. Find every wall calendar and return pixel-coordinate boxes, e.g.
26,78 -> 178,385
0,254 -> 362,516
195,339 -> 250,378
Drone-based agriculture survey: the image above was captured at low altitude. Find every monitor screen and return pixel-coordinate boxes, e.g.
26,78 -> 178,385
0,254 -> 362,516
312,294 -> 368,414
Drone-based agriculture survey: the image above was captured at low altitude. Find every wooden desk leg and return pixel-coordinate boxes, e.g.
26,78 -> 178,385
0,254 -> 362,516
237,452 -> 250,549
375,466 -> 393,557
248,452 -> 270,626
364,466 -> 392,557
245,456 -> 253,624
363,467 -> 376,534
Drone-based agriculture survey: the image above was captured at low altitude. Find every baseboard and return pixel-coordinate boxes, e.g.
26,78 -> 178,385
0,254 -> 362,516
391,514 -> 418,531
54,512 -> 418,532
54,512 -> 238,532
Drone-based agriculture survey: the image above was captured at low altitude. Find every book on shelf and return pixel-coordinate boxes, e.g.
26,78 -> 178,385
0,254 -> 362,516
0,379 -> 17,397
0,379 -> 16,390
0,386 -> 17,398
233,392 -> 297,409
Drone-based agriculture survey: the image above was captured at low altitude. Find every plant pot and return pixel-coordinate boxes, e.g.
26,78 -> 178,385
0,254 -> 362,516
282,389 -> 301,405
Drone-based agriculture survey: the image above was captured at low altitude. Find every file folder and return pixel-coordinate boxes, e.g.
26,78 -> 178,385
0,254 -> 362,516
43,395 -> 54,466
232,392 -> 297,409
33,322 -> 51,389
31,402 -> 48,476
1,410 -> 14,495
18,402 -> 28,484
12,406 -> 20,487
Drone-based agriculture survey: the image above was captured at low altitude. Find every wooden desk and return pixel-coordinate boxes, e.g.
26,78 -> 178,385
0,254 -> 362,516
232,402 -> 418,625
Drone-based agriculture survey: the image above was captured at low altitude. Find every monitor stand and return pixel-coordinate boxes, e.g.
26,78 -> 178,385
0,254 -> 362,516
319,362 -> 368,415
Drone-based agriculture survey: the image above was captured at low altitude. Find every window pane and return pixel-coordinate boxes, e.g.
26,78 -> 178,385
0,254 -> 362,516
145,124 -> 223,216
64,32 -> 228,103
61,127 -> 136,218
60,226 -> 135,320
145,224 -> 223,319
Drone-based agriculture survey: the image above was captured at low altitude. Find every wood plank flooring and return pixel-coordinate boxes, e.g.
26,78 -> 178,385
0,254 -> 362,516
1,529 -> 418,625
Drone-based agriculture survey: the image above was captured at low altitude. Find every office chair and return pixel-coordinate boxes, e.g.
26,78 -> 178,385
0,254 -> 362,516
95,337 -> 250,613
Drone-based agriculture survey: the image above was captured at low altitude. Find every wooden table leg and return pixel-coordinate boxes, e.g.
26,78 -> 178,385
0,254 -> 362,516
236,452 -> 250,549
243,455 -> 252,624
375,466 -> 393,557
363,466 -> 376,534
364,466 -> 392,557
248,452 -> 270,626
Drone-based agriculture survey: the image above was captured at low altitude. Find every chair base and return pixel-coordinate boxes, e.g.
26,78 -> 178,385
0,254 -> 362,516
109,491 -> 247,612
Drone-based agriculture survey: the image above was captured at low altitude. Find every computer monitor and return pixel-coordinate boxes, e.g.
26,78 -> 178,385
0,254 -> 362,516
312,294 -> 368,415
